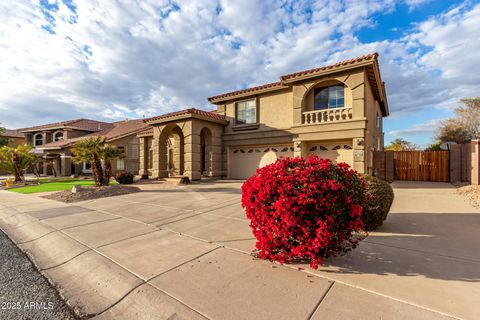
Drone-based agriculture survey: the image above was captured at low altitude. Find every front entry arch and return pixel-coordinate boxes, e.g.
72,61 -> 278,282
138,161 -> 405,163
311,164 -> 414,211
158,124 -> 184,178
200,127 -> 212,176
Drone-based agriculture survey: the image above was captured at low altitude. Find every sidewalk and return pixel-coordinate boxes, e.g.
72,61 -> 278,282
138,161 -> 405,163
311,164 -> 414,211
0,181 -> 476,319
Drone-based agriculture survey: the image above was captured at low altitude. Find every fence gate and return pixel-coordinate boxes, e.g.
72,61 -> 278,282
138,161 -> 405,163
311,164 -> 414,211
394,151 -> 449,182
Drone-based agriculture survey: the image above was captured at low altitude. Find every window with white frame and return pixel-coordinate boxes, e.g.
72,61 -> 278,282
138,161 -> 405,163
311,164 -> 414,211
314,85 -> 345,110
53,131 -> 64,141
117,146 -> 125,170
34,133 -> 44,146
126,144 -> 138,159
376,112 -> 381,128
54,132 -> 64,141
83,161 -> 92,172
235,99 -> 257,125
117,158 -> 125,171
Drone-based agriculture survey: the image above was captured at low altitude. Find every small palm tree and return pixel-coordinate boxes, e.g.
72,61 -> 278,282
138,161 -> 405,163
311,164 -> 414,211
72,137 -> 124,186
100,145 -> 124,186
0,145 -> 37,182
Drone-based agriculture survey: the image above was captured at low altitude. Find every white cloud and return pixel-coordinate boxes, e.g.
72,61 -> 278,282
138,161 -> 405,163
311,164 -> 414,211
388,119 -> 442,137
0,0 -> 478,135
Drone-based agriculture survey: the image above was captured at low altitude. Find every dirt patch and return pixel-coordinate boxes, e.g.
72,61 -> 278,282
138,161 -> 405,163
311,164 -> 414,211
455,184 -> 480,208
42,185 -> 141,203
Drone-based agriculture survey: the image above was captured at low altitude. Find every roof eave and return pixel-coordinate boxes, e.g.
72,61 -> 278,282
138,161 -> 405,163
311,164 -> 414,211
208,85 -> 289,104
145,113 -> 228,125
281,60 -> 376,84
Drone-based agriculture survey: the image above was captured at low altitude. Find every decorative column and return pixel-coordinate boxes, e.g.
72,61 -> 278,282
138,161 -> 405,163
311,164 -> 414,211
61,150 -> 72,176
210,127 -> 223,177
151,126 -> 161,179
183,120 -> 202,180
471,140 -> 480,185
353,137 -> 365,174
293,141 -> 307,158
138,137 -> 149,179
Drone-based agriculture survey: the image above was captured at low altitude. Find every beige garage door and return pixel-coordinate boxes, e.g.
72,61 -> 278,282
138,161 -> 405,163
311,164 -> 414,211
307,142 -> 354,167
230,145 -> 294,179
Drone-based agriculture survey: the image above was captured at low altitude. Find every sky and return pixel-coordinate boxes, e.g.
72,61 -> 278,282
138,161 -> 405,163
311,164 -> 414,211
0,0 -> 479,147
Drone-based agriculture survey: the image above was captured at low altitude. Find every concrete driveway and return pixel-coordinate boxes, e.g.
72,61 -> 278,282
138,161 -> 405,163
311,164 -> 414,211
0,180 -> 478,319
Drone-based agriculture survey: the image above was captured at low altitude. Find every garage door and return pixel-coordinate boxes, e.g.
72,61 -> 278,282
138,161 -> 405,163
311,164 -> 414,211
230,145 -> 294,179
307,142 -> 353,167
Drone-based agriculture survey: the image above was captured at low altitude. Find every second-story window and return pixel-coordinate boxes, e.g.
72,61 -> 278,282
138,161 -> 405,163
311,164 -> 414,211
54,132 -> 64,141
376,112 -> 381,128
236,99 -> 257,125
34,133 -> 43,146
314,85 -> 345,110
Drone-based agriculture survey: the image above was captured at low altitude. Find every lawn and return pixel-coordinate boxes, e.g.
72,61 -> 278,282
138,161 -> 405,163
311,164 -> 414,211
9,178 -> 118,194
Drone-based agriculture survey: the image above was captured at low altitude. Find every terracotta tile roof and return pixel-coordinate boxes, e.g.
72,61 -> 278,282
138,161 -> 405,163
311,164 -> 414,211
281,53 -> 378,81
19,119 -> 112,133
38,118 -> 149,150
207,81 -> 285,103
137,127 -> 153,137
208,53 -> 378,103
145,108 -> 227,124
3,129 -> 23,138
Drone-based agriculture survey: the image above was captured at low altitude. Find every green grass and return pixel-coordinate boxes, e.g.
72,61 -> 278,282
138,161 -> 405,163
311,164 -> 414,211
9,179 -> 118,194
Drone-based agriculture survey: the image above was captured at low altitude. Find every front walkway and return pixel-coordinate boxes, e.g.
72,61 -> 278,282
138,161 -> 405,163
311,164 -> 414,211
0,181 -> 478,319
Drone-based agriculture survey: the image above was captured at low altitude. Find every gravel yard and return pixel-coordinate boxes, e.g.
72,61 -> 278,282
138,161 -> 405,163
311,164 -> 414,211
0,230 -> 77,320
42,185 -> 140,203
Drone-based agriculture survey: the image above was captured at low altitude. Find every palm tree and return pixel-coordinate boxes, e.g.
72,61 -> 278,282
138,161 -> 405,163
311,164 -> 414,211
100,145 -> 124,186
72,137 -> 106,186
71,137 -> 124,186
0,145 -> 37,182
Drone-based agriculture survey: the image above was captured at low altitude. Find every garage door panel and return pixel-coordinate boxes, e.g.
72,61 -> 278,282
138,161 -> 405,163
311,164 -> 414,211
230,145 -> 293,179
307,142 -> 353,167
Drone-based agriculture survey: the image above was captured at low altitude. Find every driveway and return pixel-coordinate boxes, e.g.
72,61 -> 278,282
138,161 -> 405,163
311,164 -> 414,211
0,180 -> 478,319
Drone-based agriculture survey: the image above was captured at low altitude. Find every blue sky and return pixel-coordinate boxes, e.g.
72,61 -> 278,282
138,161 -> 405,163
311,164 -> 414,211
1,0 -> 479,147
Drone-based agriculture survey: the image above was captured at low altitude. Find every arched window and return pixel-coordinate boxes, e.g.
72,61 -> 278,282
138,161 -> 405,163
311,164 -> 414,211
34,133 -> 43,146
314,85 -> 345,110
53,131 -> 64,141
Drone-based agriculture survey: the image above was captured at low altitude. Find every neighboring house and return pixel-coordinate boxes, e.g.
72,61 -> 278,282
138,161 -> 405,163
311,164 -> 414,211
19,118 -> 147,176
0,129 -> 26,175
138,53 -> 389,180
2,129 -> 25,148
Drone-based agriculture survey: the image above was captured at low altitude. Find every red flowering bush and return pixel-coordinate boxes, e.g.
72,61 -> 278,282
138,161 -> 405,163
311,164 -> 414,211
241,156 -> 366,269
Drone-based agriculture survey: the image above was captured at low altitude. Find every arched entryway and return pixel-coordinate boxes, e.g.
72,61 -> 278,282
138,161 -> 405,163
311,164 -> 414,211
158,124 -> 184,177
200,127 -> 212,176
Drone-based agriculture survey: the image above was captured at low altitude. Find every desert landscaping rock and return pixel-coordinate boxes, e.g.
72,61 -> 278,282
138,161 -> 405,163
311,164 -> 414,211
0,230 -> 77,320
42,185 -> 141,203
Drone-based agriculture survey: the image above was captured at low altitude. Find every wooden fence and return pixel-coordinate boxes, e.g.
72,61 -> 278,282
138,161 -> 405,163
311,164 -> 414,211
394,151 -> 449,182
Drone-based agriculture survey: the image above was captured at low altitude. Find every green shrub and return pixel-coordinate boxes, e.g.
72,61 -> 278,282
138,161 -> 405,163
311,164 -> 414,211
115,172 -> 134,184
361,175 -> 394,231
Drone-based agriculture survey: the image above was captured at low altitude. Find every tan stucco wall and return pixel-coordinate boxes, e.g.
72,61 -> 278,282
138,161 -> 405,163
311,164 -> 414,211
7,137 -> 24,148
213,67 -> 382,175
364,75 -> 384,174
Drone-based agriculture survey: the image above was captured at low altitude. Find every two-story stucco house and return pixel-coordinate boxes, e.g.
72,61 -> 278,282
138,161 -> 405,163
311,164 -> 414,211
19,118 -> 148,176
138,53 -> 389,180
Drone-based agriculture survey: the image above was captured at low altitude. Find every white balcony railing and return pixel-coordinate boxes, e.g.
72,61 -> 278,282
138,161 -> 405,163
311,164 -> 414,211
302,107 -> 353,124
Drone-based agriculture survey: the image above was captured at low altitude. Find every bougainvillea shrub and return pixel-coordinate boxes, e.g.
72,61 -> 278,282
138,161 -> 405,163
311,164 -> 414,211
241,156 -> 366,269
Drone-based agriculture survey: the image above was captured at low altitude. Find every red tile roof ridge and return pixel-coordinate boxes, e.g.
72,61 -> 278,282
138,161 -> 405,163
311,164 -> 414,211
207,52 -> 378,102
